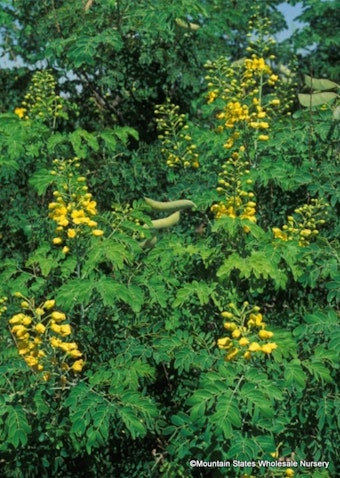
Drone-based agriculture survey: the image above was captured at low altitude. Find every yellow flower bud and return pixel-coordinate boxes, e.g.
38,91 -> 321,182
59,324 -> 72,337
232,328 -> 241,339
221,311 -> 234,319
92,229 -> 104,237
67,228 -> 77,239
22,316 -> 32,326
35,323 -> 46,334
9,313 -> 25,324
43,300 -> 55,310
51,311 -> 66,321
248,342 -> 261,352
225,348 -> 239,361
67,348 -> 83,358
258,330 -> 274,340
261,342 -> 277,354
72,359 -> 84,373
239,337 -> 249,347
217,337 -> 233,349
24,356 -> 39,367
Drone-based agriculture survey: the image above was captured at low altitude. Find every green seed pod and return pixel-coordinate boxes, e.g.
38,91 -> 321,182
144,197 -> 196,212
139,235 -> 158,249
150,211 -> 181,229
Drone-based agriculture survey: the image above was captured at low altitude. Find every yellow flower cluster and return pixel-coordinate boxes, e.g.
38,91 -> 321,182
211,147 -> 256,231
217,302 -> 277,361
14,70 -> 66,122
272,199 -> 328,246
49,158 -> 104,252
155,100 -> 199,168
205,52 -> 281,232
14,107 -> 26,119
245,14 -> 277,59
9,294 -> 84,382
205,55 -> 279,143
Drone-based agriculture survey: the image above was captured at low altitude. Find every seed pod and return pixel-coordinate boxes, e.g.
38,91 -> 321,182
144,197 -> 196,212
139,235 -> 158,249
149,211 -> 181,229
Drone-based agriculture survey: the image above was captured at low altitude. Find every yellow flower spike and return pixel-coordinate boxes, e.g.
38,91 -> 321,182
62,246 -> 70,254
223,322 -> 237,331
285,469 -> 294,477
243,351 -> 252,360
258,134 -> 269,141
53,237 -> 63,245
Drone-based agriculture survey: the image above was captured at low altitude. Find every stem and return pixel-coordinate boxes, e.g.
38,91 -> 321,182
74,237 -> 86,320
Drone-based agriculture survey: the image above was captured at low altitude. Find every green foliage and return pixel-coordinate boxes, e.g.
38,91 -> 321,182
288,0 -> 340,81
0,2 -> 339,478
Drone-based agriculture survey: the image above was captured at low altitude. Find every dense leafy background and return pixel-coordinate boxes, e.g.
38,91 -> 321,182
0,1 -> 339,477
